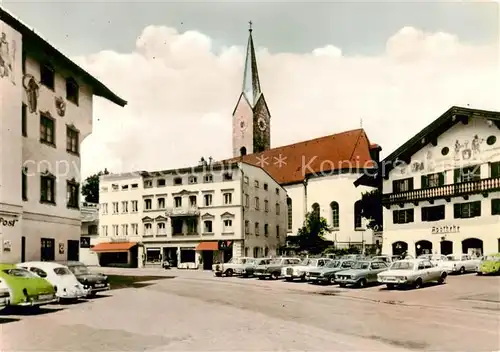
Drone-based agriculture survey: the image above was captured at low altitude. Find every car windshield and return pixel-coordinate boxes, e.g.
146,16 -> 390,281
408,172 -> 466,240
257,259 -> 271,265
446,255 -> 461,261
230,258 -> 246,264
326,261 -> 340,268
417,255 -> 431,259
54,267 -> 72,275
391,261 -> 414,270
484,256 -> 500,262
4,268 -> 36,278
69,265 -> 91,275
431,255 -> 446,261
245,259 -> 255,265
270,259 -> 282,264
351,261 -> 370,270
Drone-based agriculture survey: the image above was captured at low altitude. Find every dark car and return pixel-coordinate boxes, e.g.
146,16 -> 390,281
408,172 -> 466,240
57,261 -> 110,297
253,257 -> 301,280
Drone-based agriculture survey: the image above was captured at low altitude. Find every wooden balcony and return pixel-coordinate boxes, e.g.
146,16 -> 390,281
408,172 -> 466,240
382,177 -> 500,206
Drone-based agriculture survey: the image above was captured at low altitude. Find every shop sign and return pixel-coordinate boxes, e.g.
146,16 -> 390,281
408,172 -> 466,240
0,217 -> 18,227
431,225 -> 460,234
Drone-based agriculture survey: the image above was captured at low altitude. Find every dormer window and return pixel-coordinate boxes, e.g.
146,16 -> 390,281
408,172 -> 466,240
188,176 -> 198,184
223,173 -> 233,181
66,77 -> 79,105
174,177 -> 182,185
144,180 -> 153,188
157,179 -> 166,187
204,174 -> 213,183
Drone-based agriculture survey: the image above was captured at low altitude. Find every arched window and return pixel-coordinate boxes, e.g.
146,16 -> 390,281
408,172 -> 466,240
311,203 -> 320,217
287,197 -> 293,231
330,201 -> 339,228
240,146 -> 247,156
354,200 -> 362,229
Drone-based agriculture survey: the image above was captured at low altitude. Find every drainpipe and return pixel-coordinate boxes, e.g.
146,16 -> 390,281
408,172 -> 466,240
303,177 -> 309,218
239,164 -> 245,258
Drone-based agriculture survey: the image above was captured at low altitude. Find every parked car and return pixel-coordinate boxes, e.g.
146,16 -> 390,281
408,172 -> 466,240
371,255 -> 393,264
477,254 -> 500,275
59,261 -> 110,297
282,258 -> 332,281
306,259 -> 356,284
212,257 -> 254,277
17,262 -> 88,301
417,254 -> 450,271
0,278 -> 10,311
0,264 -> 56,307
254,257 -> 301,280
335,260 -> 389,288
377,259 -> 448,289
442,254 -> 480,274
235,258 -> 271,277
342,254 -> 364,261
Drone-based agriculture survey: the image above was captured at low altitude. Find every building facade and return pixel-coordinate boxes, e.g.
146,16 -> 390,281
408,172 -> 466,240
80,202 -> 99,266
95,161 -> 287,268
0,8 -> 125,264
362,107 -> 500,257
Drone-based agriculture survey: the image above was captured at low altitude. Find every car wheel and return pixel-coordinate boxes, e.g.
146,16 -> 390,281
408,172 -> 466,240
339,283 -> 347,288
459,267 -> 465,274
285,277 -> 293,282
271,272 -> 279,280
215,272 -> 222,277
329,277 -> 336,285
438,273 -> 447,284
477,272 -> 482,276
225,269 -> 233,277
386,284 -> 395,290
414,278 -> 423,289
358,279 -> 367,288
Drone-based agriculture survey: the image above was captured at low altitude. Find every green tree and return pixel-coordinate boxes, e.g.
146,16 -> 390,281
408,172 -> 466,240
286,211 -> 332,255
81,168 -> 109,203
358,189 -> 383,230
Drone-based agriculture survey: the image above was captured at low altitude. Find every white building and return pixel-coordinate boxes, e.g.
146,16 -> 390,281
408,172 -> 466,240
227,26 -> 380,249
94,161 -> 287,269
80,202 -> 99,265
0,8 -> 126,264
357,106 -> 500,257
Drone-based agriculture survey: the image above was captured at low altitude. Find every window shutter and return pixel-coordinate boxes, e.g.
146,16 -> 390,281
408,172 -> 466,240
492,199 -> 500,215
407,209 -> 414,223
438,172 -> 445,186
408,178 -> 414,191
491,162 -> 500,179
421,175 -> 428,189
392,180 -> 398,193
421,207 -> 427,222
392,210 -> 398,224
453,203 -> 461,218
475,201 -> 481,217
454,168 -> 461,183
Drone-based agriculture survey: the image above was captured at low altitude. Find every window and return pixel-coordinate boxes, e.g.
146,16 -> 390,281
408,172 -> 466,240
223,193 -> 232,205
187,218 -> 198,233
421,172 -> 444,188
144,180 -> 153,188
157,179 -> 166,187
392,209 -> 414,224
354,201 -> 362,228
255,197 -> 260,210
66,180 -> 79,209
490,162 -> 500,178
264,200 -> 269,212
454,201 -> 481,219
131,200 -> 138,212
275,188 -> 280,195
40,62 -> 55,90
392,178 -> 414,193
113,225 -> 119,236
276,203 -> 280,215
255,222 -> 260,235
254,180 -> 259,188
244,176 -> 249,184
204,220 -> 213,233
421,205 -> 445,222
88,225 -> 97,235
276,225 -> 280,238
287,197 -> 293,230
158,198 -> 165,209
223,219 -> 233,232
204,174 -> 213,183
101,225 -> 108,236
188,176 -> 197,184
22,103 -> 27,137
121,185 -> 128,190
491,199 -> 500,215
454,166 -> 481,183
102,203 -> 108,215
131,183 -> 138,189
245,220 -> 249,234
330,201 -> 339,228
174,196 -> 182,208
157,222 -> 166,234
101,187 -> 108,193
264,224 -> 269,236
66,78 -> 79,104
204,194 -> 212,206
245,194 -> 249,207
111,184 -> 118,191
253,247 -> 259,258
40,174 -> 56,204
40,113 -> 55,146
174,177 -> 182,185
122,201 -> 128,213
22,167 -> 27,201
312,203 -> 320,217
131,224 -> 138,235
144,199 -> 152,210
121,224 -> 128,236
144,223 -> 152,236
112,202 -> 119,214
223,173 -> 233,181
189,195 -> 197,206
263,183 -> 268,191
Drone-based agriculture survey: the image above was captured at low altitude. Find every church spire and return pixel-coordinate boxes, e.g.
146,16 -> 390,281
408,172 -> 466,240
242,21 -> 262,107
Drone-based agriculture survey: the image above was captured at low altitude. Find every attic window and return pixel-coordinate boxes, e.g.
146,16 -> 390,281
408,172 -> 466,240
189,176 -> 198,184
174,177 -> 182,185
157,179 -> 166,187
131,183 -> 138,189
223,173 -> 233,181
40,63 -> 55,90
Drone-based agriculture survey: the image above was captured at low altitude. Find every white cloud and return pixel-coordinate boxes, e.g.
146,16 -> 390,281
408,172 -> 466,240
76,25 -> 500,178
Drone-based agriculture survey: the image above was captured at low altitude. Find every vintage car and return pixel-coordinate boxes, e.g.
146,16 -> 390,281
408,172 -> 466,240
442,254 -> 481,274
282,258 -> 332,281
59,261 -> 110,297
306,259 -> 356,284
212,257 -> 254,277
417,254 -> 450,271
377,259 -> 448,289
0,264 -> 56,307
17,262 -> 88,301
235,258 -> 271,277
477,254 -> 500,275
335,260 -> 389,288
254,257 -> 301,280
0,278 -> 10,311
371,255 -> 394,264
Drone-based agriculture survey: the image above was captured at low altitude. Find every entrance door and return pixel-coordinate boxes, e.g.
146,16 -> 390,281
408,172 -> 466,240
40,238 -> 55,261
21,236 -> 26,262
202,250 -> 214,270
67,240 -> 80,261
440,241 -> 453,255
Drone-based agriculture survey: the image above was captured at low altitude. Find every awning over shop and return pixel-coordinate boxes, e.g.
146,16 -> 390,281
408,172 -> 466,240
92,242 -> 137,253
195,241 -> 218,251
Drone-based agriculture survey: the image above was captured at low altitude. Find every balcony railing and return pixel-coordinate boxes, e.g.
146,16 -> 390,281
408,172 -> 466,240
382,177 -> 500,205
165,206 -> 200,217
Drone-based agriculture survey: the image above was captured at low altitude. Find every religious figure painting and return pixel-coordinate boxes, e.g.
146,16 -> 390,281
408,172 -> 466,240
23,74 -> 40,113
0,32 -> 16,85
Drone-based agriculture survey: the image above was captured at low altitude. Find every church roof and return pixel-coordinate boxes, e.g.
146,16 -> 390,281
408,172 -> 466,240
225,129 -> 377,185
242,25 -> 262,107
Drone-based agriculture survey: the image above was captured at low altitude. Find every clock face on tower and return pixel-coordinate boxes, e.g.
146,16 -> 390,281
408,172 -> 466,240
257,117 -> 267,131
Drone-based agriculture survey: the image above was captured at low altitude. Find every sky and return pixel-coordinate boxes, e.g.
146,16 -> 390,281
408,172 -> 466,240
3,1 -> 500,178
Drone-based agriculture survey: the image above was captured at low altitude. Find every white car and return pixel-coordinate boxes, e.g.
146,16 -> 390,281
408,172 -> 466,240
442,254 -> 481,274
377,259 -> 448,289
282,258 -> 332,281
17,262 -> 88,301
212,257 -> 254,277
0,278 -> 9,311
417,254 -> 451,272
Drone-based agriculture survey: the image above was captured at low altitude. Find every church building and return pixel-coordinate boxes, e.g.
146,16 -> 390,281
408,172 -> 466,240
227,26 -> 381,248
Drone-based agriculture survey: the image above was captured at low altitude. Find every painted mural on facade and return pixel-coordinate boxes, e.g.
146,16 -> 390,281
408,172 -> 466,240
0,31 -> 16,85
23,74 -> 39,113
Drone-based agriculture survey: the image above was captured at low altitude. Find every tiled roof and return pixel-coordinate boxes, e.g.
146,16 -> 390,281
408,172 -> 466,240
226,129 -> 376,185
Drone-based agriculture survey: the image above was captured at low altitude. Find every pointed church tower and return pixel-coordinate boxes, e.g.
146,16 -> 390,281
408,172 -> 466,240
232,22 -> 271,157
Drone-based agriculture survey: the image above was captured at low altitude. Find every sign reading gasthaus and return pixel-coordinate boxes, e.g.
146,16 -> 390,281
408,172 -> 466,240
0,217 -> 18,227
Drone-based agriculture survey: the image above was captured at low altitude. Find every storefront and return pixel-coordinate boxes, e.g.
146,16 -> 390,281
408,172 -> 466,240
92,242 -> 138,267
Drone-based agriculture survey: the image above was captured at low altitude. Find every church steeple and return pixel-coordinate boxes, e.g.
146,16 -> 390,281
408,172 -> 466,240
242,21 -> 261,107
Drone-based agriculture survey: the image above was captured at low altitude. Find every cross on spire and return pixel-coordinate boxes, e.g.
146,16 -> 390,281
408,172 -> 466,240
248,20 -> 253,32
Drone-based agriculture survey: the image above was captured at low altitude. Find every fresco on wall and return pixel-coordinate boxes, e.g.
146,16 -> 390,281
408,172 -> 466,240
55,96 -> 66,116
0,31 -> 16,85
23,74 -> 39,113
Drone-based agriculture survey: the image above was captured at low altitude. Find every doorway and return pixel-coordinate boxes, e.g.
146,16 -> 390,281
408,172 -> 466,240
202,250 -> 214,270
21,236 -> 26,262
392,241 -> 408,256
462,238 -> 483,257
440,240 -> 453,255
40,238 -> 55,261
164,248 -> 178,267
67,240 -> 79,261
415,240 -> 432,256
